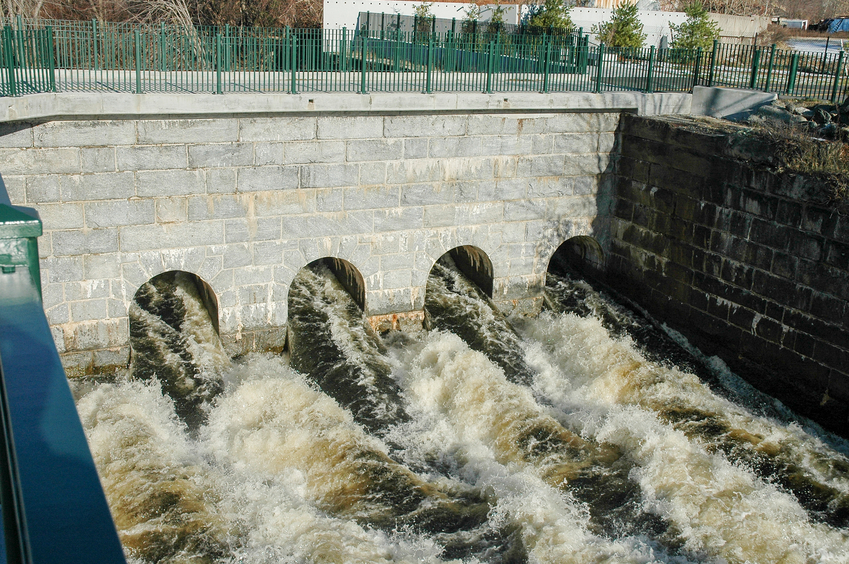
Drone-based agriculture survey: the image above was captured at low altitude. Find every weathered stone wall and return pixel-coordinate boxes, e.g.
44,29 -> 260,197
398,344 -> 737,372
3,108 -> 621,374
611,114 -> 849,434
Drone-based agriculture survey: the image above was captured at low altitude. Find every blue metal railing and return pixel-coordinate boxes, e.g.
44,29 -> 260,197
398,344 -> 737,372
0,175 -> 126,564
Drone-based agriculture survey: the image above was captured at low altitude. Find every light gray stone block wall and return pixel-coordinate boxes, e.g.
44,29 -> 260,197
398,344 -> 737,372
3,110 -> 621,374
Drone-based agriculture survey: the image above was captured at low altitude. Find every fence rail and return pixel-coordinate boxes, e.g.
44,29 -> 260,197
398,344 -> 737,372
0,17 -> 846,101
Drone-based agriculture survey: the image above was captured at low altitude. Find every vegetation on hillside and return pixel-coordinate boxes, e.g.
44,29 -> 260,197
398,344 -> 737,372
746,101 -> 849,206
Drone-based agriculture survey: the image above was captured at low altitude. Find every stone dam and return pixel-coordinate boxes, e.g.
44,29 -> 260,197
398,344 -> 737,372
2,90 -> 847,435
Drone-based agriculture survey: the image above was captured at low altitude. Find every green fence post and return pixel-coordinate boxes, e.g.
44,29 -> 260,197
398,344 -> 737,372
160,22 -> 166,72
579,35 -> 589,73
290,34 -> 297,94
595,43 -> 604,93
446,29 -> 453,72
360,34 -> 367,94
542,37 -> 551,93
645,45 -> 655,93
134,29 -> 142,94
46,26 -> 55,92
4,27 -> 16,97
764,43 -> 775,92
693,46 -> 703,89
91,18 -> 98,71
486,40 -> 494,93
786,52 -> 799,94
215,33 -> 222,94
284,26 -> 290,73
426,34 -> 433,93
707,39 -> 717,87
831,50 -> 845,103
341,27 -> 347,72
393,28 -> 400,73
748,47 -> 761,89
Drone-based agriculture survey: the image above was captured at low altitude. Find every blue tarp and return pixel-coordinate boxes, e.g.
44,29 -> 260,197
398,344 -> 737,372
827,18 -> 849,33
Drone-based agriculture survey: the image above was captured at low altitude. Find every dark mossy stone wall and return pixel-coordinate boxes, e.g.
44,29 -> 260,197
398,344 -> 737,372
610,114 -> 849,435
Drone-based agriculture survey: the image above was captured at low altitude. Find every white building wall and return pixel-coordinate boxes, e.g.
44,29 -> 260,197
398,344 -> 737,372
323,0 -> 520,31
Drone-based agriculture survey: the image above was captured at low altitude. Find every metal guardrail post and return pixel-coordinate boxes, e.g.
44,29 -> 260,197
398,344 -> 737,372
707,39 -> 717,87
764,43 -> 775,92
134,29 -> 142,94
786,52 -> 799,94
749,47 -> 760,89
831,50 -> 845,103
645,45 -> 655,93
215,33 -> 222,94
541,37 -> 551,93
0,174 -> 127,564
595,43 -> 605,93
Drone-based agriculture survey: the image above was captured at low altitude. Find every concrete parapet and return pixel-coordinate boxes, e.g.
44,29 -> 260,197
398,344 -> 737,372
691,86 -> 777,120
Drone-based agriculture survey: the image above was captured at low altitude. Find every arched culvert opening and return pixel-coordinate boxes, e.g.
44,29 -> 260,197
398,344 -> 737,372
425,246 -> 535,383
286,257 -> 368,356
131,270 -> 220,339
548,236 -> 605,280
441,245 -> 494,298
286,258 -> 407,435
293,257 -> 366,312
129,270 -> 227,430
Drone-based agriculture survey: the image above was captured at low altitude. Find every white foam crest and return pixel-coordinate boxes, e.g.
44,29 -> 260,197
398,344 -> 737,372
392,331 -> 676,564
521,311 -> 849,563
523,311 -> 849,491
77,379 -> 227,561
210,465 -> 446,564
205,356 -> 386,503
202,354 -> 453,563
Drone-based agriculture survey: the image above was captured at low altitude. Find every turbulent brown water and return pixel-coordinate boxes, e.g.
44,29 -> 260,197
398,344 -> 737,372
74,264 -> 849,563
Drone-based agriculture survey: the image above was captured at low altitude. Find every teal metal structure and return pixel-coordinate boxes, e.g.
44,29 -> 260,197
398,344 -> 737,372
0,176 -> 126,564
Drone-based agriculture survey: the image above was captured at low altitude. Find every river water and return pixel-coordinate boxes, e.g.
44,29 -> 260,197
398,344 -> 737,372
74,263 -> 849,563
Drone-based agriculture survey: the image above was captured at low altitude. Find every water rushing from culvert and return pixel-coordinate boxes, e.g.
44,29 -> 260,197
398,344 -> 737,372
75,264 -> 849,563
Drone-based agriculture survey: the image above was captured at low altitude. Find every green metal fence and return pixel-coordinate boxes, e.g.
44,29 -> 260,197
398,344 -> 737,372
0,16 -> 846,101
705,40 -> 847,101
